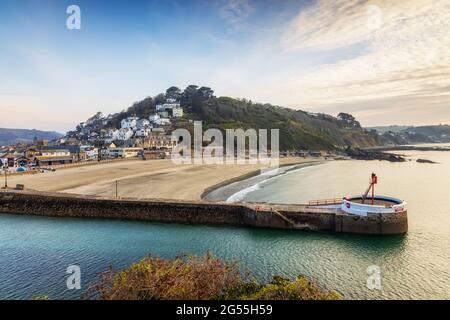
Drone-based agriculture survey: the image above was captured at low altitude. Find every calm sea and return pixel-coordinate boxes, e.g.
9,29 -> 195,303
1,144 -> 449,299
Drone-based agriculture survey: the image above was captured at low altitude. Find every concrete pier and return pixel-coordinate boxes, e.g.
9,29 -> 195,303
0,190 -> 408,235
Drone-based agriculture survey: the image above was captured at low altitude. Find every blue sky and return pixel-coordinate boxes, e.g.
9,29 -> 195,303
1,0 -> 449,132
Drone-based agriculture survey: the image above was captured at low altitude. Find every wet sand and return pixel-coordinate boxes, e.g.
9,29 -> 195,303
6,157 -> 322,201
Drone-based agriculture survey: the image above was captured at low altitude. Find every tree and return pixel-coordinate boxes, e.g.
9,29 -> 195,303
182,85 -> 199,98
166,86 -> 181,100
154,93 -> 166,105
198,86 -> 214,100
337,113 -> 361,129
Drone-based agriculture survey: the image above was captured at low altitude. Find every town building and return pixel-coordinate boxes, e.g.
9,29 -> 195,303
33,149 -> 73,166
41,149 -> 71,157
108,147 -> 143,159
160,118 -> 171,125
120,116 -> 139,129
146,134 -> 177,149
149,114 -> 160,124
155,99 -> 181,112
172,106 -> 183,118
80,145 -> 99,161
114,128 -> 134,141
136,119 -> 151,129
135,127 -> 152,137
0,153 -> 17,167
158,111 -> 170,118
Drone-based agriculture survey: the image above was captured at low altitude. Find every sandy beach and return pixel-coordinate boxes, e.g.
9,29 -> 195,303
5,157 -> 323,201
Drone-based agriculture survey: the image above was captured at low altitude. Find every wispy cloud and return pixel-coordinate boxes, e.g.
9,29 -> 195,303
269,0 -> 450,124
218,0 -> 255,32
1,0 -> 449,130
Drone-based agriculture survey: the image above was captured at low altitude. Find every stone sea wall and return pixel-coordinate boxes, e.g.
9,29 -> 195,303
0,190 -> 407,235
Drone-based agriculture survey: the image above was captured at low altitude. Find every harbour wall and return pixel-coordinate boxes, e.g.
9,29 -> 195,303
0,190 -> 408,235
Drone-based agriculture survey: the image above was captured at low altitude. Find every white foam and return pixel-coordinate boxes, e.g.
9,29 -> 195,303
226,182 -> 262,202
226,164 -> 316,203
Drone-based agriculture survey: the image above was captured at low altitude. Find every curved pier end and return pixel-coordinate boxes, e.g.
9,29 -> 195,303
0,190 -> 407,235
334,212 -> 408,235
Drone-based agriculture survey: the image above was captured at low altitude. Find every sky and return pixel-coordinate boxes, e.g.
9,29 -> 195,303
0,0 -> 449,132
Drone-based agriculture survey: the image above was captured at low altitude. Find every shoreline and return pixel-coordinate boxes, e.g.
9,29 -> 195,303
202,161 -> 325,202
5,157 -> 322,201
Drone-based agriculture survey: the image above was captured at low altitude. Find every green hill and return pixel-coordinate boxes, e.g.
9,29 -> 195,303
101,85 -> 380,151
370,125 -> 450,145
0,128 -> 63,146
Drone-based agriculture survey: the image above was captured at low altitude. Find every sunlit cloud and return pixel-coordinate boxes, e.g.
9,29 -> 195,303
272,0 -> 450,124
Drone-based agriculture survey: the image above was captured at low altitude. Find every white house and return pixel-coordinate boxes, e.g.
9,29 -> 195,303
80,146 -> 99,160
172,106 -> 183,118
151,127 -> 165,133
156,99 -> 180,112
158,111 -> 169,118
121,116 -> 139,129
116,128 -> 134,140
164,102 -> 180,110
158,118 -> 171,125
41,149 -> 70,157
155,104 -> 165,111
136,119 -> 151,129
135,127 -> 152,137
108,147 -> 143,159
149,114 -> 161,123
102,135 -> 113,144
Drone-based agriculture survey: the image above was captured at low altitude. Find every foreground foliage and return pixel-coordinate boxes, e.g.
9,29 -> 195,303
88,253 -> 341,300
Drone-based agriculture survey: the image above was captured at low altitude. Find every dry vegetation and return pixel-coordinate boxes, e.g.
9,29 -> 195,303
87,253 -> 341,300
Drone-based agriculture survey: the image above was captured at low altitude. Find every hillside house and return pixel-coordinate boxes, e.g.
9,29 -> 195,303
136,119 -> 151,129
158,111 -> 170,118
114,128 -> 134,141
154,118 -> 171,126
135,127 -> 152,137
149,114 -> 161,124
172,106 -> 183,118
156,99 -> 181,112
121,116 -> 139,129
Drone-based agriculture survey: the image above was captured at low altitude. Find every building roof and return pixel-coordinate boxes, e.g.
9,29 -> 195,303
43,145 -> 80,153
0,153 -> 16,158
35,156 -> 72,161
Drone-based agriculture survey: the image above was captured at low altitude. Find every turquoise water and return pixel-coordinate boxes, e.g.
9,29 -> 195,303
1,146 -> 450,300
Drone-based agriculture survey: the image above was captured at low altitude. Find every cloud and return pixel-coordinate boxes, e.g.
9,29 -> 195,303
270,0 -> 450,125
218,0 -> 255,32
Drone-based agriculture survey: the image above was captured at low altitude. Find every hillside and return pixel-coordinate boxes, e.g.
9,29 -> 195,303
0,128 -> 63,146
94,85 -> 380,151
371,125 -> 450,145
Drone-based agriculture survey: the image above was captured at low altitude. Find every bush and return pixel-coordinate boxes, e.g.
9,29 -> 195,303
88,253 -> 341,300
240,276 -> 341,300
88,253 -> 241,300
